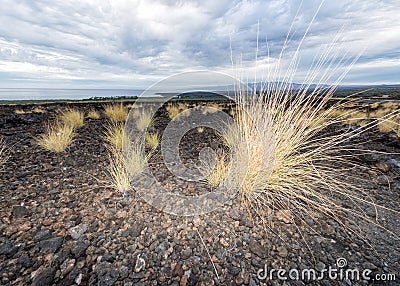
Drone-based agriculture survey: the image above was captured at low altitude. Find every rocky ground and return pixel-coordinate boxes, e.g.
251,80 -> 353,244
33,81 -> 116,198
0,102 -> 399,286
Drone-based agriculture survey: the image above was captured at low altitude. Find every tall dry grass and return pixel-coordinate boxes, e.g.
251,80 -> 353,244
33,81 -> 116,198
60,109 -> 85,128
87,109 -> 101,119
103,123 -> 130,151
134,110 -> 155,131
201,34 -> 400,240
0,137 -> 7,166
107,139 -> 151,195
104,103 -> 128,123
36,121 -> 75,153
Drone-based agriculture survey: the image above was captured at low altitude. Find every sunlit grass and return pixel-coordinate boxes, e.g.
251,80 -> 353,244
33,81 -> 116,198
36,121 -> 75,153
166,104 -> 181,119
204,154 -> 231,187
134,110 -> 155,131
145,132 -> 160,148
107,139 -> 151,195
108,147 -> 130,194
87,109 -> 101,119
103,122 -> 130,151
33,107 -> 45,113
15,109 -> 27,115
60,109 -> 85,128
104,103 -> 129,123
0,137 -> 7,167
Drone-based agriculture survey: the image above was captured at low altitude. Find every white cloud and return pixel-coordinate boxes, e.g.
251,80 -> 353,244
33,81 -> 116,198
0,0 -> 399,88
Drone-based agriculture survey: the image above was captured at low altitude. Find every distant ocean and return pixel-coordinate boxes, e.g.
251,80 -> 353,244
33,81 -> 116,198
0,88 -> 147,101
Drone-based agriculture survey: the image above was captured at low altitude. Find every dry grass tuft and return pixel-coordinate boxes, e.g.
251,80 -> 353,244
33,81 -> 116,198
145,132 -> 160,148
204,154 -> 231,187
0,138 -> 8,166
104,103 -> 129,123
134,110 -> 155,131
377,118 -> 398,133
103,123 -> 130,150
124,143 -> 151,177
87,110 -> 101,119
197,127 -> 204,133
33,107 -> 45,113
36,121 -> 75,152
166,104 -> 181,119
15,109 -> 27,115
107,139 -> 151,195
108,148 -> 131,194
200,60 -> 400,241
60,109 -> 85,128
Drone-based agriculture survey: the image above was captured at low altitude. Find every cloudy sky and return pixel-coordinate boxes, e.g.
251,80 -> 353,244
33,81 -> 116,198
0,0 -> 399,89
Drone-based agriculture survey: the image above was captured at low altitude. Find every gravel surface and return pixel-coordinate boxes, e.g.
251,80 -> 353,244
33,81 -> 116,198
0,102 -> 399,285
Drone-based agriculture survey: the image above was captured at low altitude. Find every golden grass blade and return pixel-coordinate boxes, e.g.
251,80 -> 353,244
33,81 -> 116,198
104,103 -> 128,123
60,109 -> 85,128
0,137 -> 8,167
36,121 -> 75,153
102,122 -> 131,151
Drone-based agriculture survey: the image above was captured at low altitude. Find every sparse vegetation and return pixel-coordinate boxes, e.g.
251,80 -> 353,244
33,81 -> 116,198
166,104 -> 181,119
108,147 -> 130,194
0,138 -> 7,166
204,154 -> 231,187
36,121 -> 75,152
33,107 -> 45,113
103,123 -> 130,150
107,139 -> 151,195
15,109 -> 26,114
104,103 -> 128,123
60,109 -> 85,128
197,127 -> 204,133
87,109 -> 100,119
145,132 -> 160,148
134,110 -> 155,131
